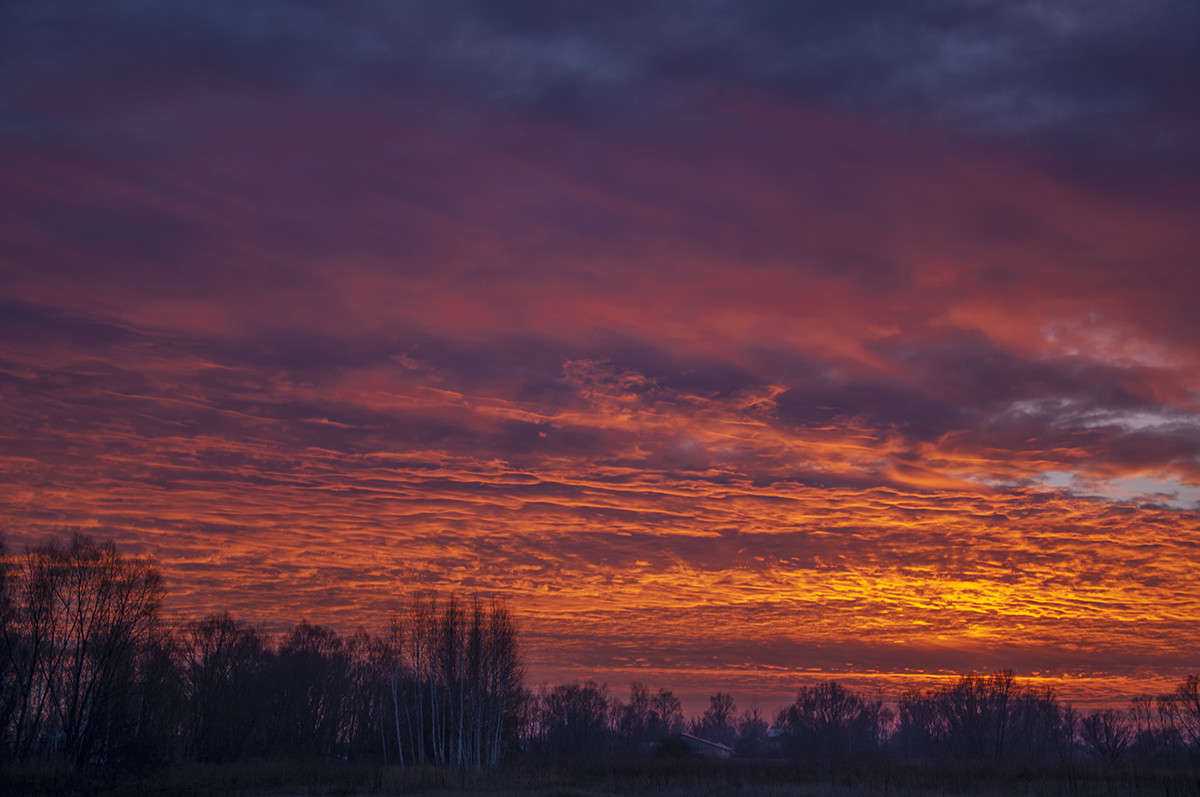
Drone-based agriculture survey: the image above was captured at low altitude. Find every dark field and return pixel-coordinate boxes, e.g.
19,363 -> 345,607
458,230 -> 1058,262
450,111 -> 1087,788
6,759 -> 1200,797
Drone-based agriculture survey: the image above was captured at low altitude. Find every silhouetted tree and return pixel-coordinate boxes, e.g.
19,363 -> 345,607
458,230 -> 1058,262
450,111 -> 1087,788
536,681 -> 612,760
1130,692 -> 1185,761
181,612 -> 270,761
895,686 -> 938,759
364,593 -> 523,769
1081,709 -> 1130,764
692,692 -> 737,747
614,682 -> 684,752
483,598 -> 522,765
734,706 -> 769,757
1006,685 -> 1076,765
895,672 -> 1077,764
776,681 -> 890,760
127,630 -> 186,765
270,622 -> 353,757
0,535 -> 163,765
0,536 -> 16,756
1175,674 -> 1200,753
15,532 -> 1200,782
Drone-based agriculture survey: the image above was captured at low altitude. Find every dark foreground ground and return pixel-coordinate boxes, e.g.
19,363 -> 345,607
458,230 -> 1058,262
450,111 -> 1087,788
5,759 -> 1200,797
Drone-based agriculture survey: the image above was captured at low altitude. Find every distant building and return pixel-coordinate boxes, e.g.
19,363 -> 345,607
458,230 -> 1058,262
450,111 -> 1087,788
680,732 -> 734,759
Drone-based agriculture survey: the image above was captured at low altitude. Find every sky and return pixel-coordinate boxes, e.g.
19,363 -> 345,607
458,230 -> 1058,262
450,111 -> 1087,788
2,1 -> 1199,712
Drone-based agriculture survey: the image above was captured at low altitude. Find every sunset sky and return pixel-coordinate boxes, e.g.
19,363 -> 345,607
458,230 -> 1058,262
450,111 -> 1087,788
3,2 -> 1199,711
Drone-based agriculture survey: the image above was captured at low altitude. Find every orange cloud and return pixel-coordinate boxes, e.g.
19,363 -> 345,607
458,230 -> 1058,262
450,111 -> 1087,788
2,83 -> 1198,713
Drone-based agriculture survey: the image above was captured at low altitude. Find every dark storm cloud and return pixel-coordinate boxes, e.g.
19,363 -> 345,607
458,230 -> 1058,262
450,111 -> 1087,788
4,1 -> 1198,141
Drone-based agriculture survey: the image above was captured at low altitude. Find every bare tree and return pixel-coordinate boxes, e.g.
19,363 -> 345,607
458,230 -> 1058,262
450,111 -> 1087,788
386,617 -> 406,766
0,535 -> 162,764
735,706 -> 769,757
693,692 -> 737,747
181,612 -> 269,761
1081,709 -> 1131,764
0,541 -> 534,771
1175,675 -> 1200,751
537,681 -> 611,759
484,598 -> 521,766
381,593 -> 522,770
54,537 -> 163,765
777,681 -> 891,760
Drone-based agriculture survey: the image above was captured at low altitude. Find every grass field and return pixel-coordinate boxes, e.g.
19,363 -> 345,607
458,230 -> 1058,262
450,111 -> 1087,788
6,758 -> 1200,797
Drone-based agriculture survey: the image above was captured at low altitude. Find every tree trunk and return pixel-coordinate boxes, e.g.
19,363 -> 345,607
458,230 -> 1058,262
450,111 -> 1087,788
391,669 -> 404,766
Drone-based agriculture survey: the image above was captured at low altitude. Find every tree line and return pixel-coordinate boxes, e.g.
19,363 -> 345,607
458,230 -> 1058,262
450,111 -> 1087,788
530,672 -> 1200,769
0,535 -> 521,768
1,534 -> 1198,772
